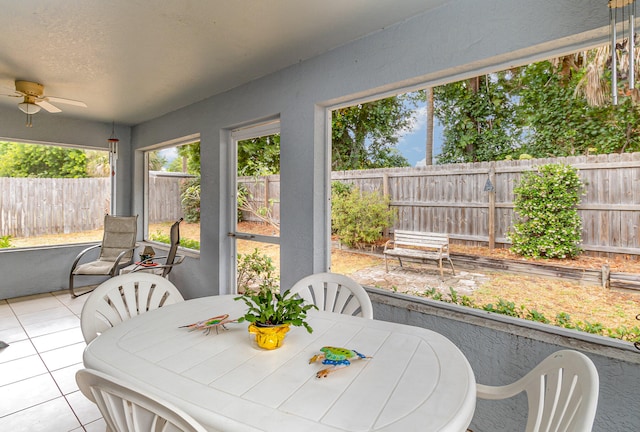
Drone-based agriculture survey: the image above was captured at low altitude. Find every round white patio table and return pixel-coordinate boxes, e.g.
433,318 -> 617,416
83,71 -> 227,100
83,295 -> 476,432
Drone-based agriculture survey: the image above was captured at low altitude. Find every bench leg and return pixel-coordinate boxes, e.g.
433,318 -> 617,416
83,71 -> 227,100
439,258 -> 444,279
448,258 -> 456,276
385,255 -> 388,272
397,257 -> 403,268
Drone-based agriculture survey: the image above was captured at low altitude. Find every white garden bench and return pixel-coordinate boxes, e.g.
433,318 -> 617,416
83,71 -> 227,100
383,230 -> 456,278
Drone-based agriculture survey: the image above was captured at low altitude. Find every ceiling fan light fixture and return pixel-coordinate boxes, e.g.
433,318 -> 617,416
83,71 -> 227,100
18,102 -> 41,114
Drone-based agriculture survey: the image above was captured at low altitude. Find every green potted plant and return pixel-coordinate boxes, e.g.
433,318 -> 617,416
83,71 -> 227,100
235,280 -> 317,350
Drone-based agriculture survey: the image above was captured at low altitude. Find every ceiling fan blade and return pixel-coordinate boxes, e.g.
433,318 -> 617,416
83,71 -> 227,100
45,96 -> 87,107
0,93 -> 21,98
35,100 -> 62,113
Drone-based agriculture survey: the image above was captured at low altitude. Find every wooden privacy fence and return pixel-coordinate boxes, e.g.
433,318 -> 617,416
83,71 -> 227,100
0,177 -> 110,237
3,153 -> 640,258
147,173 -> 189,224
238,175 -> 281,224
0,172 -> 190,238
240,152 -> 640,258
333,152 -> 640,258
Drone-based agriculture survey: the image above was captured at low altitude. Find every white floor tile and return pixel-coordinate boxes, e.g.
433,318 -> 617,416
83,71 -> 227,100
17,306 -> 75,327
83,418 -> 107,431
31,327 -> 85,353
8,293 -> 64,316
22,315 -> 80,339
0,292 -> 104,428
0,299 -> 14,318
0,313 -> 21,329
66,390 -> 103,425
39,342 -> 85,372
52,289 -> 89,307
51,362 -> 83,395
0,374 -> 61,417
0,354 -> 48,386
0,339 -> 37,364
0,397 -> 81,432
0,325 -> 29,344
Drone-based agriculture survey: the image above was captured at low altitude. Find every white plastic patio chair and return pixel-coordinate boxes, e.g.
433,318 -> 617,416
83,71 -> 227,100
80,273 -> 184,343
69,214 -> 138,297
76,368 -> 208,432
476,350 -> 599,432
288,272 -> 373,319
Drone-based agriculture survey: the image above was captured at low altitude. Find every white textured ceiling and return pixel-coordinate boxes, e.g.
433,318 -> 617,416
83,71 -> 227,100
0,0 -> 449,125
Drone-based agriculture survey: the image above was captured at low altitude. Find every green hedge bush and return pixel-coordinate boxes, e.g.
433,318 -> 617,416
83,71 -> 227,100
507,163 -> 583,259
331,183 -> 396,249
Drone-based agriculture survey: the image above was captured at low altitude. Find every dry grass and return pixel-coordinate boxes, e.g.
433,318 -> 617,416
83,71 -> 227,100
471,273 -> 640,331
8,221 -> 640,333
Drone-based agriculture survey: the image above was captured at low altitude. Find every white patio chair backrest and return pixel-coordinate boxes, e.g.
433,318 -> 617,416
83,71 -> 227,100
288,272 -> 373,319
81,273 -> 184,343
76,369 -> 208,432
476,350 -> 599,432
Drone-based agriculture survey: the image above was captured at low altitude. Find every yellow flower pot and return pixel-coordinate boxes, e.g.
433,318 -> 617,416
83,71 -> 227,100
248,323 -> 290,350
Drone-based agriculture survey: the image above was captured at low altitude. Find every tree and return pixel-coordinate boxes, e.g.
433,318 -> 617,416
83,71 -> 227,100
332,96 -> 412,170
238,136 -> 280,176
148,151 -> 168,171
517,59 -> 640,157
85,150 -> 110,177
433,72 -> 519,163
176,142 -> 201,175
434,47 -> 640,163
0,142 -> 87,178
425,87 -> 434,166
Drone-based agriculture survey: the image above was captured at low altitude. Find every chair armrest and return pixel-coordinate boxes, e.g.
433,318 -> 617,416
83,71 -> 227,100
128,255 -> 185,274
476,382 -> 525,400
111,247 -> 137,274
69,244 -> 101,273
383,240 -> 394,252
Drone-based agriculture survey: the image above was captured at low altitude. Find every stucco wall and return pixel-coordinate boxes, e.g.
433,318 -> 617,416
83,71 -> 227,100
367,287 -> 640,432
130,0 -> 611,298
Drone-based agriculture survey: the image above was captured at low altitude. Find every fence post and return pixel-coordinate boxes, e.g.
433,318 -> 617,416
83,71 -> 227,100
488,162 -> 496,250
264,176 -> 270,210
383,172 -> 390,238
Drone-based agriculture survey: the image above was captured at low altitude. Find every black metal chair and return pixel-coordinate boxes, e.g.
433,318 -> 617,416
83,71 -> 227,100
121,218 -> 184,278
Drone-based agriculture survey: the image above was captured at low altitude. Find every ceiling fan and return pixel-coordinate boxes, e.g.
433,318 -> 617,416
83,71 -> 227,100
1,80 -> 87,127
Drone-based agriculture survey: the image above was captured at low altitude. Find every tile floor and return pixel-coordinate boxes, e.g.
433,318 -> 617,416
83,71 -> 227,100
0,289 -> 106,432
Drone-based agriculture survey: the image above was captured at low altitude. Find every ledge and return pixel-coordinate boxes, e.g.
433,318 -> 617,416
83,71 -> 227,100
364,286 -> 640,364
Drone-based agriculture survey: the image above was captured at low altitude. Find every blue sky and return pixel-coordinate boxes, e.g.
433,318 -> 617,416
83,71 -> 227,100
395,99 -> 444,167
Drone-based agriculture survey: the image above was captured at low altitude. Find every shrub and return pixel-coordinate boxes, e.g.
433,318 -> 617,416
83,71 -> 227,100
331,185 -> 396,249
236,248 -> 278,294
331,180 -> 354,198
507,163 -> 583,259
180,177 -> 201,223
149,230 -> 200,250
0,235 -> 12,248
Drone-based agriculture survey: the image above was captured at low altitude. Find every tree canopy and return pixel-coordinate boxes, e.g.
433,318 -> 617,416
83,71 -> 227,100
434,49 -> 640,163
332,96 -> 412,170
0,142 -> 88,178
238,136 -> 280,176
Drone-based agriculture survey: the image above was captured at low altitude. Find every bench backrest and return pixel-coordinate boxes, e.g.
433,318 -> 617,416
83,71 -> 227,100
393,230 -> 449,249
